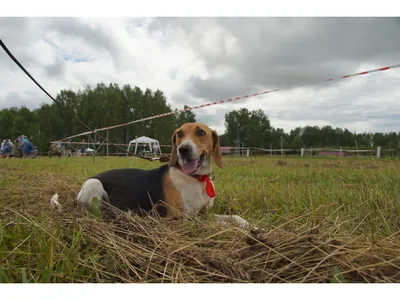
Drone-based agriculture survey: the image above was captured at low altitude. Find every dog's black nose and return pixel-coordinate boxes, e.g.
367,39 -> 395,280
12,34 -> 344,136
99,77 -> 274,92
179,146 -> 191,158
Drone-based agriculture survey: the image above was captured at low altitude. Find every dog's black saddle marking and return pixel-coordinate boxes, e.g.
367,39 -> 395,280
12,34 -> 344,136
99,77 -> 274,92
91,164 -> 170,216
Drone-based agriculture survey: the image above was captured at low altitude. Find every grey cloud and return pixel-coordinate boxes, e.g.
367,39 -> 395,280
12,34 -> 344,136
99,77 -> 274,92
47,18 -> 144,71
1,17 -> 144,81
50,18 -> 112,52
147,17 -> 400,133
44,56 -> 66,78
186,75 -> 250,102
191,69 -> 400,134
0,18 -> 36,45
0,18 -> 44,69
195,107 -> 232,129
168,68 -> 178,80
2,91 -> 49,110
149,17 -> 400,95
169,92 -> 193,106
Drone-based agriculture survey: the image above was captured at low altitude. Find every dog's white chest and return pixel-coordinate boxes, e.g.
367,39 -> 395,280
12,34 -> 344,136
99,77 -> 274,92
169,168 -> 214,215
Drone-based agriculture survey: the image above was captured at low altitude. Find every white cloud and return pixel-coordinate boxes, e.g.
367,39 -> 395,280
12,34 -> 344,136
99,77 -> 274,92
1,17 -> 400,136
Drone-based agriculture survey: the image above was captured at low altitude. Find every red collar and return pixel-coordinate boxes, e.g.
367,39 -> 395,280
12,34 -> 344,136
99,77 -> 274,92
196,174 -> 216,198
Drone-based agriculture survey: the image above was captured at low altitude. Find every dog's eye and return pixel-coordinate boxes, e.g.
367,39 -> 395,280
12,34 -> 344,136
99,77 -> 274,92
176,131 -> 183,138
196,130 -> 206,136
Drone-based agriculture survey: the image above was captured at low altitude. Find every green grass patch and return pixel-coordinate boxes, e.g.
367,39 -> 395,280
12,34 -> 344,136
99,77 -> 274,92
0,155 -> 399,283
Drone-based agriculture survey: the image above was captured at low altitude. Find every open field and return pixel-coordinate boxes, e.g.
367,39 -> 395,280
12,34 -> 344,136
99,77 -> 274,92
0,156 -> 400,283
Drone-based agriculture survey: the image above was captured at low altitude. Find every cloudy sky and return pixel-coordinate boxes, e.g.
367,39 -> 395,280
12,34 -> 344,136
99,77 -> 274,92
1,17 -> 400,134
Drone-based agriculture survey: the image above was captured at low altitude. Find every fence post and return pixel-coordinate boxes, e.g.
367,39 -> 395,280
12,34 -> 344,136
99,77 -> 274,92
246,149 -> 249,157
106,130 -> 109,157
377,146 -> 381,159
301,148 -> 304,157
93,130 -> 96,163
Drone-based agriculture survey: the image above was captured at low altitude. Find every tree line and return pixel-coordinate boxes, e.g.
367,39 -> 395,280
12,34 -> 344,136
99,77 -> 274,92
0,83 -> 399,153
0,83 -> 195,153
221,108 -> 400,150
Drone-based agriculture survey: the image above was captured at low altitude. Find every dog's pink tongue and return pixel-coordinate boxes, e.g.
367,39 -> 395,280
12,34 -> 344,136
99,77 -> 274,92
182,159 -> 197,174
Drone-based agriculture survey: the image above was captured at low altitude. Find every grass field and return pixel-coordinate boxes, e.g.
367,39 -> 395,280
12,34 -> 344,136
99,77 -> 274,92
1,155 -> 399,283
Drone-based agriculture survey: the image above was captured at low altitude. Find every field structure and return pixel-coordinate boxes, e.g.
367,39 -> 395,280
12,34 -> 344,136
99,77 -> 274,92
0,155 -> 399,283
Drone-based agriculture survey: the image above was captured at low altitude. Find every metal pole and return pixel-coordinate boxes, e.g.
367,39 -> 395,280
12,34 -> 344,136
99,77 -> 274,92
235,130 -> 240,156
134,136 -> 138,156
106,130 -> 109,157
355,140 -> 360,156
93,129 -> 96,163
86,134 -> 89,158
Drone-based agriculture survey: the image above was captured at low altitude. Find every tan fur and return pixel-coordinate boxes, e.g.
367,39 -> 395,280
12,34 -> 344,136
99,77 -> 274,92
168,122 -> 223,168
168,129 -> 178,166
212,130 -> 223,168
163,173 -> 185,217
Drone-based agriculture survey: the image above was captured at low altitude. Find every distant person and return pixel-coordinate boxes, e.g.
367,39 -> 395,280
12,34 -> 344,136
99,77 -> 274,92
32,145 -> 38,158
2,139 -> 12,158
20,135 -> 28,146
49,142 -> 62,158
153,142 -> 159,156
29,137 -> 38,158
0,139 -> 5,154
20,135 -> 35,158
62,143 -> 66,156
9,140 -> 22,158
80,139 -> 86,157
66,139 -> 73,157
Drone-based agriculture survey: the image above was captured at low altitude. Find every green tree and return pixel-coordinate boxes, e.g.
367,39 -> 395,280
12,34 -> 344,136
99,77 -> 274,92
270,127 -> 290,148
0,109 -> 15,138
10,115 -> 29,139
224,108 -> 272,147
292,135 -> 303,149
174,105 -> 196,128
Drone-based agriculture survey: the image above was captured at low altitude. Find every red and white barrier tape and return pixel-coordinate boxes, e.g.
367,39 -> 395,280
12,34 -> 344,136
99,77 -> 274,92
52,141 -> 130,146
57,63 -> 400,142
51,141 -> 295,151
51,141 -> 175,147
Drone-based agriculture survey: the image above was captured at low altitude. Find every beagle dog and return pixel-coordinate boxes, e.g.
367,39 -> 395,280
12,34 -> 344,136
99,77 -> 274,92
76,122 -> 250,228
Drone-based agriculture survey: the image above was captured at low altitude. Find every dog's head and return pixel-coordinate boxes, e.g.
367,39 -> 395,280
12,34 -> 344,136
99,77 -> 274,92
168,122 -> 223,175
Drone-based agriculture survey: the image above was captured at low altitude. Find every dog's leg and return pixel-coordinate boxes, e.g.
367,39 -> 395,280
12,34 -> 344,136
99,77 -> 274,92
77,178 -> 108,208
214,214 -> 251,229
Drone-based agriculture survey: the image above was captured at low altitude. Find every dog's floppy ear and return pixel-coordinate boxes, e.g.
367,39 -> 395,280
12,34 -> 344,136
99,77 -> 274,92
212,130 -> 223,168
168,130 -> 178,166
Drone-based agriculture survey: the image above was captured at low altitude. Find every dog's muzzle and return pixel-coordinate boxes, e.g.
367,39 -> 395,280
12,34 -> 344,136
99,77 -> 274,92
178,145 -> 205,174
178,145 -> 192,159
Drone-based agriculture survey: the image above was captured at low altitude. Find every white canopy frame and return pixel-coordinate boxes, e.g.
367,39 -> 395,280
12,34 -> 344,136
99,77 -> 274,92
127,136 -> 162,157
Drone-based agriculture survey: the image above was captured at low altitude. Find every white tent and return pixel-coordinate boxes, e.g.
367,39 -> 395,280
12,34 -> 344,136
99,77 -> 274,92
127,136 -> 162,156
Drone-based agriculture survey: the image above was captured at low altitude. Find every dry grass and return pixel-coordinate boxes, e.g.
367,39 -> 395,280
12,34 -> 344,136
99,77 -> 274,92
0,156 -> 400,283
